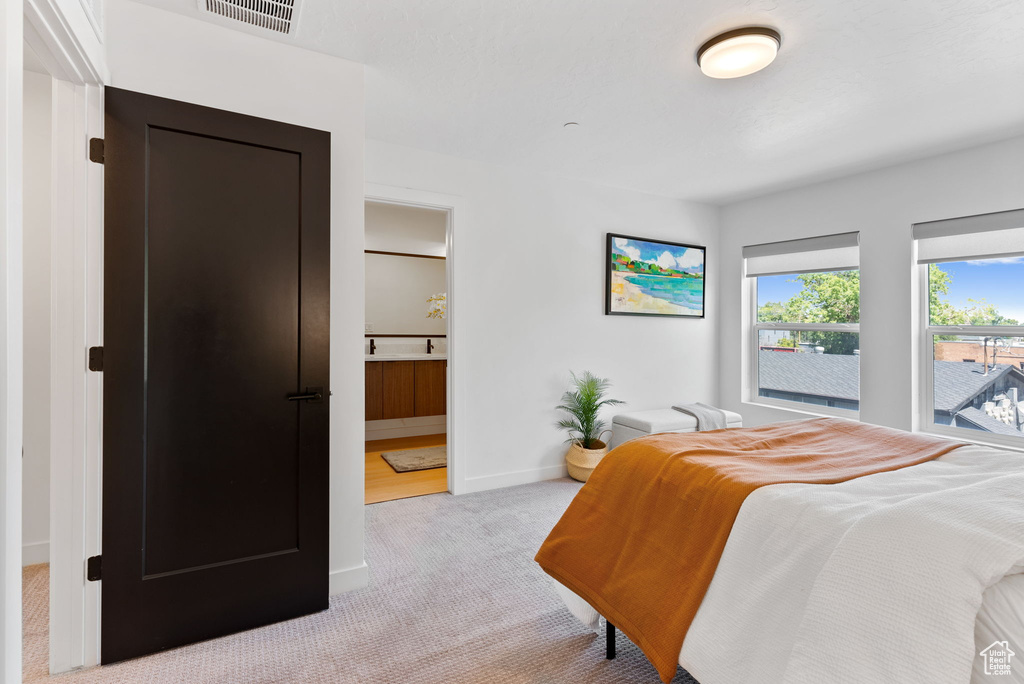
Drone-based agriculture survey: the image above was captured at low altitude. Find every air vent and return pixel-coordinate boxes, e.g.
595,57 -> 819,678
198,0 -> 302,35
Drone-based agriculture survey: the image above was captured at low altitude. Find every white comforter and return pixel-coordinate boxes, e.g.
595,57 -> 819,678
557,444 -> 1024,683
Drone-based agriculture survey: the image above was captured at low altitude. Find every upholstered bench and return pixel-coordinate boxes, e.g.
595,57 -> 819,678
610,408 -> 743,449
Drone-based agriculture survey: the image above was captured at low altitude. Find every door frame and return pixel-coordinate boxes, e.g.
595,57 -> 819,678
1,3 -> 24,680
364,184 -> 466,495
24,0 -> 106,674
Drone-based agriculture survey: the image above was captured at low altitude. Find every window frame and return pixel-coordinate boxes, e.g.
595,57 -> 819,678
918,264 -> 1024,450
749,276 -> 861,418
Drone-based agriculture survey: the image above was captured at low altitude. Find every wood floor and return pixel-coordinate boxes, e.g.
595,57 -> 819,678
365,433 -> 448,504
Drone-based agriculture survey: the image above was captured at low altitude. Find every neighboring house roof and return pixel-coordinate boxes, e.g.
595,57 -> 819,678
758,352 -> 1024,420
954,406 -> 1024,436
932,361 -> 1024,414
758,351 -> 859,401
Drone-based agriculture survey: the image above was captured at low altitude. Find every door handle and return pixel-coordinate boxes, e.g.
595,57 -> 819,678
287,387 -> 324,402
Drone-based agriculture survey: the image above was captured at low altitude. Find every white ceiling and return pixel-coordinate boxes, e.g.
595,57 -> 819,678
132,0 -> 1024,203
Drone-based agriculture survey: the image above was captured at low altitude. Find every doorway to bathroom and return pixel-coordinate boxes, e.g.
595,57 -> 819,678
363,191 -> 458,504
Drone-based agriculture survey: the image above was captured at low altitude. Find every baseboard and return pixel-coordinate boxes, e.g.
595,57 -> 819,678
328,561 -> 369,595
365,416 -> 446,442
460,464 -> 568,494
22,540 -> 49,566
367,425 -> 447,440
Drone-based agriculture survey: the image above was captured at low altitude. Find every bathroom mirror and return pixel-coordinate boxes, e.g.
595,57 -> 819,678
364,251 -> 446,335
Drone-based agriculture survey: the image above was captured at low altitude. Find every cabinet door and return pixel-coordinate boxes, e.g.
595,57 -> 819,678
365,362 -> 383,421
382,361 -> 416,419
414,360 -> 447,417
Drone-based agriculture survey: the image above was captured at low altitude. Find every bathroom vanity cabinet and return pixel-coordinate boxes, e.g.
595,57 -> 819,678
365,359 -> 447,420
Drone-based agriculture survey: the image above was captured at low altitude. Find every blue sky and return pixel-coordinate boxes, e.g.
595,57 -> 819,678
756,274 -> 804,308
756,258 -> 1024,323
611,237 -> 704,274
938,259 -> 1024,322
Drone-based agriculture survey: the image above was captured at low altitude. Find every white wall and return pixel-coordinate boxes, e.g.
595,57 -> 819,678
365,201 -> 446,257
105,0 -> 368,594
718,135 -> 1024,430
22,69 -> 50,566
366,140 -> 721,491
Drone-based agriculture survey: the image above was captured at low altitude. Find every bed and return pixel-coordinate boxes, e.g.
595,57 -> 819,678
537,419 -> 1024,684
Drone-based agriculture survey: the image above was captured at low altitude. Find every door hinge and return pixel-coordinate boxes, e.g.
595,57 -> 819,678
86,555 -> 102,581
88,138 -> 104,164
88,346 -> 104,372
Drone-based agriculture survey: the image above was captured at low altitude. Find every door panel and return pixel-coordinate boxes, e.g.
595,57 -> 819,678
101,87 -> 330,663
145,128 -> 301,576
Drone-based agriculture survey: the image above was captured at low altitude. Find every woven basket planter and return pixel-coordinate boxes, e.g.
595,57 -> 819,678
565,439 -> 609,483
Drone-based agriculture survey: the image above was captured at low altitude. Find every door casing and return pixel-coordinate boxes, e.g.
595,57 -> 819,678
22,0 -> 107,674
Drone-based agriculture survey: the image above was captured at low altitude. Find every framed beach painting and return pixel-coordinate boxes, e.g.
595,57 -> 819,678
605,233 -> 706,318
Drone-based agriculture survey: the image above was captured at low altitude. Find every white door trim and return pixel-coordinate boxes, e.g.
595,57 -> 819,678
364,183 -> 467,496
2,3 -> 26,680
24,0 -> 105,673
24,0 -> 107,86
48,78 -> 104,674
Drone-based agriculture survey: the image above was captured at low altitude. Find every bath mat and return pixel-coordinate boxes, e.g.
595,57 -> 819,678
381,446 -> 447,473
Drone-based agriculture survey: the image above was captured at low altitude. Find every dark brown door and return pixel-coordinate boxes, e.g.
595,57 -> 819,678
101,87 -> 330,663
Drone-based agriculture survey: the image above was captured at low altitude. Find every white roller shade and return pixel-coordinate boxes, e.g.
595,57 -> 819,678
914,208 -> 1024,264
744,232 -> 860,277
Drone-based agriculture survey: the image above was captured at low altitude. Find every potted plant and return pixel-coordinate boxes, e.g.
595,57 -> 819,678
556,371 -> 624,482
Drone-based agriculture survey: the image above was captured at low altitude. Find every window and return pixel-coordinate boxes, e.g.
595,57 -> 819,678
916,208 -> 1024,445
744,233 -> 860,414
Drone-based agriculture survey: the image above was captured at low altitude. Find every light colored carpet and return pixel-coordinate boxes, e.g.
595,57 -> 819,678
380,445 -> 447,473
24,479 -> 699,683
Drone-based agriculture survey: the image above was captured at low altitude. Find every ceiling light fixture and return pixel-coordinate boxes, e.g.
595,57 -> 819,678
696,27 -> 781,79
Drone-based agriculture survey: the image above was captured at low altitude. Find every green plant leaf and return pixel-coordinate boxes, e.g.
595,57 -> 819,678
554,370 -> 625,448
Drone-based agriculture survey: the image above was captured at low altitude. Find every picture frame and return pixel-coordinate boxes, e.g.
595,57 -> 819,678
605,233 -> 706,318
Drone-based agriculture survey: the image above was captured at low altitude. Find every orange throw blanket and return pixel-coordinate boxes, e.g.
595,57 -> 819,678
535,417 -> 964,683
